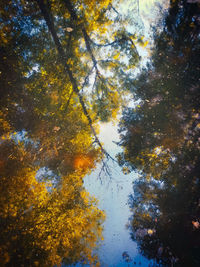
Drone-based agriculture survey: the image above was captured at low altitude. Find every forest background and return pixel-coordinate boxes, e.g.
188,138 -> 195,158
0,0 -> 199,266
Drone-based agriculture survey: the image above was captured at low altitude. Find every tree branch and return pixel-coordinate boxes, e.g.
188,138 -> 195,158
80,65 -> 95,92
109,4 -> 120,16
91,36 -> 138,55
36,0 -> 110,158
63,0 -> 101,76
63,0 -> 139,71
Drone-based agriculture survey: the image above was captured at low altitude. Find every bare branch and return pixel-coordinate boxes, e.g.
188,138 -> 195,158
80,65 -> 95,92
137,0 -> 140,15
90,39 -> 121,47
91,36 -> 138,55
109,4 -> 120,16
63,0 -> 102,78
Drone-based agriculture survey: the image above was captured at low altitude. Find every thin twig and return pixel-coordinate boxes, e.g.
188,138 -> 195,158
110,4 -> 120,16
80,65 -> 95,92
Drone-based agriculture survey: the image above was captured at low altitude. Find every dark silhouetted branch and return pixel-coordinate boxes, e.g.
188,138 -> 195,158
36,0 -> 112,159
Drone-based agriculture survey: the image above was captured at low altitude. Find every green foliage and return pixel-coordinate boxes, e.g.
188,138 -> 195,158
0,0 -> 141,173
118,0 -> 200,265
0,0 -> 142,265
118,0 -> 200,177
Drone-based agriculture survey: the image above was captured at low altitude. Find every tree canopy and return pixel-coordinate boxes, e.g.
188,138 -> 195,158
0,139 -> 105,266
118,0 -> 200,265
0,0 -> 143,265
0,0 -> 143,172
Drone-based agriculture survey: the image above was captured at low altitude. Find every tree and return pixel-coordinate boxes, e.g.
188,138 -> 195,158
0,0 -> 145,265
0,138 -> 105,266
118,0 -> 200,176
0,0 -> 143,174
117,0 -> 200,265
128,151 -> 200,266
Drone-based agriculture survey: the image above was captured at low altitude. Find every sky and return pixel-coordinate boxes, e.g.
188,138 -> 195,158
69,0 -> 169,266
84,122 -> 150,266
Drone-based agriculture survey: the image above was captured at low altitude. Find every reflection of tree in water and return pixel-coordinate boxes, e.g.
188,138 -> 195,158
0,140 -> 106,266
0,0 -> 142,265
118,0 -> 200,266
